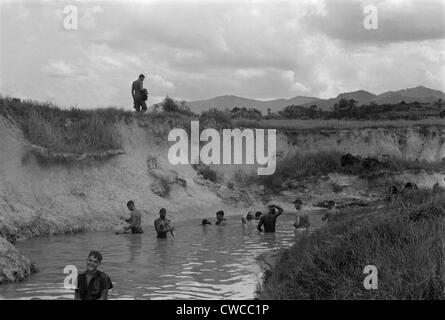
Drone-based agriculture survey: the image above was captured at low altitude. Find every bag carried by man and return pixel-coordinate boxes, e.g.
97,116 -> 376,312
142,89 -> 148,101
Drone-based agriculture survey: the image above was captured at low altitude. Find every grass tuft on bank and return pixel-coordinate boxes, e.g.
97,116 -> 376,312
256,190 -> 445,300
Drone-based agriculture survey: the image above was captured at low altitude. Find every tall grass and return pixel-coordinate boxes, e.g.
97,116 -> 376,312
257,191 -> 445,299
1,97 -> 122,154
0,96 -> 195,155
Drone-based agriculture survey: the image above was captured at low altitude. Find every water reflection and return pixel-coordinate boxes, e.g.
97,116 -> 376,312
125,233 -> 142,264
0,214 -> 300,300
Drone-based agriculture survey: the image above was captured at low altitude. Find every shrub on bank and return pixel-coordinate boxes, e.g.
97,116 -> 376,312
253,151 -> 343,192
257,192 -> 445,300
193,163 -> 220,183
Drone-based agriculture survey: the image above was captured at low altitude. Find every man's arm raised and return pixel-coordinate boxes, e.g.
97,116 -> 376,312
273,205 -> 284,217
257,217 -> 264,232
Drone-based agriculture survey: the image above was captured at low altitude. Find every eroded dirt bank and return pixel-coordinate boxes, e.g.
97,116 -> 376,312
1,113 -> 445,284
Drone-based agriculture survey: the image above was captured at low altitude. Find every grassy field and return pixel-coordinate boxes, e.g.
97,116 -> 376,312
257,189 -> 445,299
232,118 -> 445,131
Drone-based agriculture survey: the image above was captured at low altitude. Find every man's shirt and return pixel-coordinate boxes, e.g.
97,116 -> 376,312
75,270 -> 113,300
132,79 -> 144,100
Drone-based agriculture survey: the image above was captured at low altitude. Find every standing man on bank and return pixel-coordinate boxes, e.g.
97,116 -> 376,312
131,74 -> 147,112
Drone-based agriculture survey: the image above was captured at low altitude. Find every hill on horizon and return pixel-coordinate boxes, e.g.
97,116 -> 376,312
181,95 -> 321,114
175,86 -> 444,114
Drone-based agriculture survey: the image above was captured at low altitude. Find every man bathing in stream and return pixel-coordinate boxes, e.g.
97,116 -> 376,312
242,209 -> 262,226
215,210 -> 227,225
117,200 -> 144,234
322,200 -> 339,223
293,199 -> 310,231
154,208 -> 175,238
257,204 -> 283,233
74,251 -> 113,300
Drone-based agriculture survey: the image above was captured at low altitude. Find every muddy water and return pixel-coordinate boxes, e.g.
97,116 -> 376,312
0,214 -> 311,300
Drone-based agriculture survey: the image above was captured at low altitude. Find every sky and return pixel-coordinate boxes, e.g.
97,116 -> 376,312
0,0 -> 444,109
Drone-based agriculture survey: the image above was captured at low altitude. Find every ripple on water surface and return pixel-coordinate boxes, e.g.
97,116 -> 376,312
0,214 -> 300,300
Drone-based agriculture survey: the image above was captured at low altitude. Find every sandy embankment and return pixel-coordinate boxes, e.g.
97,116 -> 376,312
2,112 -> 445,284
0,114 -> 252,283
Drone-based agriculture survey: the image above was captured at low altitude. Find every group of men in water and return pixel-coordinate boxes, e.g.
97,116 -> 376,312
239,199 -> 338,232
117,201 -> 174,239
120,197 -> 340,238
76,198 -> 338,300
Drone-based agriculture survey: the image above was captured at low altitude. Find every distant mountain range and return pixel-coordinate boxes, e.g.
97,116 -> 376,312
182,86 -> 444,114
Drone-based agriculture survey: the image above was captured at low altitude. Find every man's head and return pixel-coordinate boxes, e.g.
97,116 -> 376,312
127,200 -> 135,211
293,199 -> 303,210
86,251 -> 102,272
139,74 -> 145,81
159,208 -> 167,219
216,210 -> 224,221
255,211 -> 263,219
202,219 -> 211,225
267,205 -> 276,215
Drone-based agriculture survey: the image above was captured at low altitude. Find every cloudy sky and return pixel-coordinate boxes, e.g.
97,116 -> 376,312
0,0 -> 444,109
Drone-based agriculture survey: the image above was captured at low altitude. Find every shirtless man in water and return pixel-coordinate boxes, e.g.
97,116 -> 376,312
215,210 -> 227,225
117,200 -> 143,234
242,210 -> 262,226
322,201 -> 339,223
257,204 -> 283,233
293,199 -> 310,230
154,208 -> 174,238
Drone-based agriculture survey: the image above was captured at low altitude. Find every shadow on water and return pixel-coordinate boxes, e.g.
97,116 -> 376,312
0,214 -> 304,300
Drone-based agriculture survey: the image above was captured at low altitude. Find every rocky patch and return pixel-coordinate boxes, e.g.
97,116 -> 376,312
0,237 -> 38,284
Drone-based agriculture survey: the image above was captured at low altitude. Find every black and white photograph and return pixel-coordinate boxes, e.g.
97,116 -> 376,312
0,0 -> 444,306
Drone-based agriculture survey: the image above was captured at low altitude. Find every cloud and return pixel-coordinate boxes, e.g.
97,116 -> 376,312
0,0 -> 444,108
41,60 -> 83,78
302,0 -> 445,43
